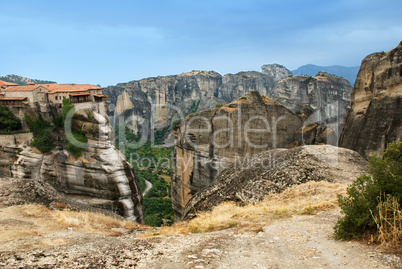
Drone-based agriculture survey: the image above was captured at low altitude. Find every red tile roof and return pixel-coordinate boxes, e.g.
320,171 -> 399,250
0,80 -> 19,87
2,85 -> 46,92
41,84 -> 101,93
93,94 -> 105,97
1,83 -> 101,94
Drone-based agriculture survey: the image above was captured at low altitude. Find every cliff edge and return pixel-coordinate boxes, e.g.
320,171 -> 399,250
339,43 -> 402,159
0,104 -> 144,223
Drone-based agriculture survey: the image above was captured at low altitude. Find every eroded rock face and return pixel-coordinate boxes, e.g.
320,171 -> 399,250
104,67 -> 353,146
0,109 -> 144,223
103,69 -> 278,141
171,91 -> 302,220
271,72 -> 352,118
339,43 -> 402,159
261,63 -> 292,82
182,145 -> 369,220
104,71 -> 225,140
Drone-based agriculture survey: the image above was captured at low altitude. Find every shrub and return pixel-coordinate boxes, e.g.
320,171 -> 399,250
24,114 -> 55,153
52,115 -> 63,128
31,134 -> 56,153
215,104 -> 223,108
334,141 -> 402,240
302,76 -> 317,84
62,98 -> 75,126
186,100 -> 200,115
66,130 -> 87,158
240,97 -> 247,100
0,105 -> 22,131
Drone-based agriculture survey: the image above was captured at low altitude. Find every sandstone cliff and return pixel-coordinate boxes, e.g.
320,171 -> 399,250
261,63 -> 292,82
182,145 -> 369,220
104,67 -> 283,139
103,65 -> 352,145
339,43 -> 402,159
171,91 -> 302,220
0,105 -> 144,223
271,72 -> 352,119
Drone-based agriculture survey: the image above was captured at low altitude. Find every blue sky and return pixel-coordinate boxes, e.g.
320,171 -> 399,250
1,0 -> 401,86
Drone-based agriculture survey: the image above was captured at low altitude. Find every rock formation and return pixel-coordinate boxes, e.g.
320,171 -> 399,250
339,43 -> 402,159
261,63 -> 292,82
171,91 -> 302,220
0,106 -> 144,223
182,145 -> 369,220
271,72 -> 352,119
103,66 -> 352,146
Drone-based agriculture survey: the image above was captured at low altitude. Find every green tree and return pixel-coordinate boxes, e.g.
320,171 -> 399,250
0,105 -> 22,131
66,130 -> 87,158
334,141 -> 402,239
62,98 -> 75,126
24,114 -> 55,153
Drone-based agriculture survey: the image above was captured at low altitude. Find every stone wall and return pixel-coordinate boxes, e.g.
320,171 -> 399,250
0,133 -> 33,146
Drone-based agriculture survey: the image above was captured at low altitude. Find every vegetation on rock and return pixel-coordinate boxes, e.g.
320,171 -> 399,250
0,105 -> 22,132
186,100 -> 200,115
62,98 -> 75,125
61,98 -> 88,158
24,114 -> 55,153
66,130 -> 88,158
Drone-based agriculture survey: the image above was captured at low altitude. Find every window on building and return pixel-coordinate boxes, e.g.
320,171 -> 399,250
55,96 -> 58,100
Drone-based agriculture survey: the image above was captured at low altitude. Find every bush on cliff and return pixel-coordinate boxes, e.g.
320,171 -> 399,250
66,130 -> 87,158
62,98 -> 75,125
24,114 -> 55,153
0,105 -> 22,131
334,141 -> 402,244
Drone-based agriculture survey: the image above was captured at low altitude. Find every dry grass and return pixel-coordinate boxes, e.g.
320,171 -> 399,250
31,147 -> 42,154
144,181 -> 346,237
0,204 -> 147,243
51,210 -> 143,234
160,174 -> 171,183
79,157 -> 90,164
373,196 -> 402,250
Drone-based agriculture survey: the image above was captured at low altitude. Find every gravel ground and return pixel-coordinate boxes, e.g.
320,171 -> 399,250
0,209 -> 401,268
1,176 -> 401,268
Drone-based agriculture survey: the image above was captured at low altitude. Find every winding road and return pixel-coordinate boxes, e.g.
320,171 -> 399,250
142,180 -> 152,196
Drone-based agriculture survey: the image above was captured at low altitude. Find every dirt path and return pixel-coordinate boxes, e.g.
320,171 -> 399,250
141,209 -> 400,269
1,208 -> 400,268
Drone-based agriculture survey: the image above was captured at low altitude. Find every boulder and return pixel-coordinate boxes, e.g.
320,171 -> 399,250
171,91 -> 302,220
182,145 -> 369,220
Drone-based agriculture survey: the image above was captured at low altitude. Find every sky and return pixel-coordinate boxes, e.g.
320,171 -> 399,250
1,0 -> 401,87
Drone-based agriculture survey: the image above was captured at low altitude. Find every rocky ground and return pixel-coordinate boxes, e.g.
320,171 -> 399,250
0,208 -> 401,268
1,176 -> 401,268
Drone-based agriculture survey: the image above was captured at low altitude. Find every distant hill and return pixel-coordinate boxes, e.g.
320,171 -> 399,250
291,64 -> 359,86
0,74 -> 56,85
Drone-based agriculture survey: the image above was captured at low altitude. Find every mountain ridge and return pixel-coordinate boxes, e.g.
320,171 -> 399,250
291,64 -> 359,85
0,74 -> 56,86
